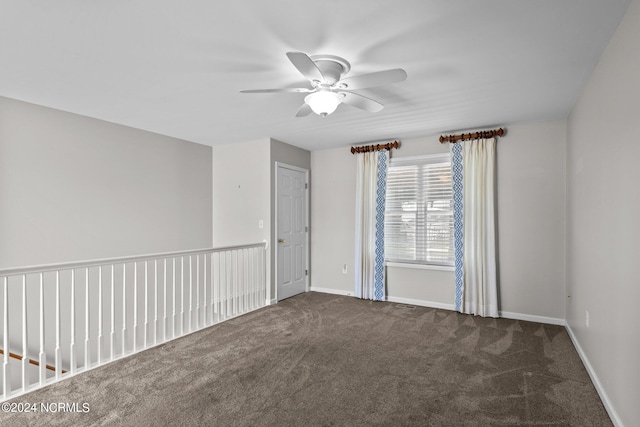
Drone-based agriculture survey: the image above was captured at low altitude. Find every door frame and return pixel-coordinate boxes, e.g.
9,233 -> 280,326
274,162 -> 309,302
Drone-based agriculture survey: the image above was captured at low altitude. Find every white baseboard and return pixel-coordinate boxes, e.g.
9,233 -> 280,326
564,323 -> 622,427
309,286 -> 354,297
267,298 -> 277,305
309,290 -> 568,323
499,310 -> 565,326
386,295 -> 455,311
309,288 -> 455,311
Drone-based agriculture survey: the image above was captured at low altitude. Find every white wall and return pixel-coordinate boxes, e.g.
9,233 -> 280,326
310,148 -> 357,294
0,96 -> 212,269
566,1 -> 640,425
212,139 -> 270,248
310,120 -> 566,321
497,121 -> 566,320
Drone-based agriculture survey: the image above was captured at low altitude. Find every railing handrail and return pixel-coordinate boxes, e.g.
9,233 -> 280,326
0,241 -> 268,277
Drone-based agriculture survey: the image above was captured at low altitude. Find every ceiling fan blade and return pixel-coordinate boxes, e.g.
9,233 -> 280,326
337,69 -> 407,90
240,88 -> 311,93
339,92 -> 384,113
286,52 -> 325,82
295,103 -> 312,117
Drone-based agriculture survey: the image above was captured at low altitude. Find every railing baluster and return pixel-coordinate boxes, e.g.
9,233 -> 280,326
172,258 -> 176,339
219,252 -> 229,319
133,262 -> 138,352
249,248 -> 254,310
228,251 -> 233,316
21,274 -> 27,391
189,256 -> 193,332
241,250 -> 245,313
251,248 -> 260,308
55,271 -> 61,380
248,249 -> 253,310
253,250 -> 263,308
215,253 -> 220,321
253,248 -> 258,308
203,254 -> 207,326
243,249 -> 248,313
210,252 -> 218,324
98,266 -> 103,365
180,257 -> 184,336
225,251 -> 230,318
244,249 -> 253,312
262,246 -> 267,306
252,248 -> 256,308
110,265 -> 115,362
70,269 -> 76,374
242,250 -> 247,312
238,250 -> 243,314
254,250 -> 258,307
144,260 -> 148,349
154,259 -> 158,346
231,251 -> 234,315
163,258 -> 167,342
238,251 -> 242,314
245,249 -> 249,312
3,276 -> 10,398
39,272 -> 46,385
247,249 -> 251,311
230,252 -> 234,316
122,263 -> 127,357
234,252 -> 238,316
196,255 -> 199,329
84,268 -> 90,369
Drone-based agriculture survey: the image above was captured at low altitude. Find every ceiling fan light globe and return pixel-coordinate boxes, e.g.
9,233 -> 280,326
305,91 -> 341,116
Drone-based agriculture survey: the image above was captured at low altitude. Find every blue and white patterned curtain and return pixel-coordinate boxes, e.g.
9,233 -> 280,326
451,138 -> 498,317
354,150 -> 388,301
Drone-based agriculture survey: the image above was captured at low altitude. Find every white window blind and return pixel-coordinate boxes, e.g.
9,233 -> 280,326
384,154 -> 454,266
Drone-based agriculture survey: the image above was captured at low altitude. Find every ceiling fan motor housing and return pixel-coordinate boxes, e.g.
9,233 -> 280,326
310,55 -> 351,85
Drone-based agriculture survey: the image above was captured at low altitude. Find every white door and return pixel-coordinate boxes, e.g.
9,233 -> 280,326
277,165 -> 308,301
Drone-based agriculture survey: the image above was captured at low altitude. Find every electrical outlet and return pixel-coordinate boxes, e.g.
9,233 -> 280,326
342,264 -> 348,274
585,310 -> 590,327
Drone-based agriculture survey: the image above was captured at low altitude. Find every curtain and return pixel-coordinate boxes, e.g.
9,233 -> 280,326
354,150 -> 388,301
451,138 -> 498,317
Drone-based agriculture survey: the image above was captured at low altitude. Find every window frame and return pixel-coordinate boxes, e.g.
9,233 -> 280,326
384,153 -> 454,270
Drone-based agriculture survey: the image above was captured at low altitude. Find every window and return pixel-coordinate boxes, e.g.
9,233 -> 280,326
384,154 -> 454,266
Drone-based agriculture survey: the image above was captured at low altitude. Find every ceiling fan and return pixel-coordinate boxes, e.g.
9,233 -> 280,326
240,52 -> 407,117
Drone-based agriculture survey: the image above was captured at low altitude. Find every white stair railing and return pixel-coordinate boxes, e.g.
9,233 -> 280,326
0,242 -> 268,402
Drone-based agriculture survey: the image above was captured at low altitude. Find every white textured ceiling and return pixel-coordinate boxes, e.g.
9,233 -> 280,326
0,0 -> 631,150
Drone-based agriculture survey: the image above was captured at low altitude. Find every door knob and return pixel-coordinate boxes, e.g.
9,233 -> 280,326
278,239 -> 286,243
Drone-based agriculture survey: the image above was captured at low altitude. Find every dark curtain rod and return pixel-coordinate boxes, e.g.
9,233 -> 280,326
439,128 -> 504,144
350,140 -> 399,154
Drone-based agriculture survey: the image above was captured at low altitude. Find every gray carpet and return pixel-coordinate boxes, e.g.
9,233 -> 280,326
1,292 -> 611,426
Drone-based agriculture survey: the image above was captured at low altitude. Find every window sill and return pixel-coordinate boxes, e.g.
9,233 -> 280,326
385,262 -> 454,272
